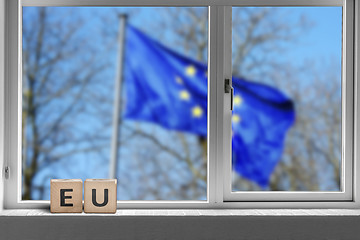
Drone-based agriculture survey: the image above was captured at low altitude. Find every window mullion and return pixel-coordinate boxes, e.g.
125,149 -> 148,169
208,6 -> 232,204
207,6 -> 218,204
222,6 -> 232,201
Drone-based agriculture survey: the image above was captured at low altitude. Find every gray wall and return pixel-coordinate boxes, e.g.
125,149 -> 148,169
1,215 -> 360,240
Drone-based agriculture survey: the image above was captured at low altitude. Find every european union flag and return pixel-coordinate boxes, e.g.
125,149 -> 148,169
124,25 -> 207,136
123,25 -> 295,187
231,77 -> 295,187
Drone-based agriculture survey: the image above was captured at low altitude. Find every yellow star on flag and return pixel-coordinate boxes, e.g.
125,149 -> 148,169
185,65 -> 196,77
179,90 -> 190,101
192,105 -> 203,118
234,95 -> 243,107
232,114 -> 241,124
175,76 -> 183,85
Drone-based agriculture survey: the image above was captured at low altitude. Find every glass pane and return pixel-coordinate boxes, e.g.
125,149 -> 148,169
231,7 -> 342,191
22,7 -> 208,200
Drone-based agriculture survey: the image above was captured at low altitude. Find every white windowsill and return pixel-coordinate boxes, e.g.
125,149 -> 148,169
2,209 -> 360,217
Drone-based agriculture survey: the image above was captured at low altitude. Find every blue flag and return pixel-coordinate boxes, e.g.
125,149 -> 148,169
124,25 -> 207,136
231,78 -> 295,187
123,25 -> 295,187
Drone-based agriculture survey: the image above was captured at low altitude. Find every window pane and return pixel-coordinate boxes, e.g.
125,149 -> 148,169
22,7 -> 208,200
231,7 -> 342,191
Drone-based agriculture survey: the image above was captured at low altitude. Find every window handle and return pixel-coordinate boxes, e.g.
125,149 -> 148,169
230,86 -> 234,110
225,79 -> 233,111
4,166 -> 9,180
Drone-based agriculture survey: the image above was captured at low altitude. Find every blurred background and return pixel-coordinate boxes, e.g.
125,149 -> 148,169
21,7 -> 342,200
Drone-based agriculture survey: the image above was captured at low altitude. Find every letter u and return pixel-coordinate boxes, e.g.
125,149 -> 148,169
92,189 -> 109,207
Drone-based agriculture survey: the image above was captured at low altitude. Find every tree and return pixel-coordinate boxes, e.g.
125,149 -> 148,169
22,7 -> 111,199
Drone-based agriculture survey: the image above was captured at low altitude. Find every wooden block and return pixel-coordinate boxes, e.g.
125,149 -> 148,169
50,179 -> 83,213
84,179 -> 117,213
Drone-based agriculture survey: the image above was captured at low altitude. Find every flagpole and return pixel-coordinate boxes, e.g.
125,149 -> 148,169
109,14 -> 127,179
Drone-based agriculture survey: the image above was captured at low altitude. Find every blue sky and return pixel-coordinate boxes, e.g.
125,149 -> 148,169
284,7 -> 342,65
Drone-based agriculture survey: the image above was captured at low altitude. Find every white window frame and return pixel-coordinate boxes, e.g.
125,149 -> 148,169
224,1 -> 354,202
2,0 -> 360,210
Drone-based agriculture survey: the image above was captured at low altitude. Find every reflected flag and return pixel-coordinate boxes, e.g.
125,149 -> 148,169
123,25 -> 295,187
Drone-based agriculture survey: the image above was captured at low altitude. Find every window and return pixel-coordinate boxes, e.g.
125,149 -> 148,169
21,6 -> 208,201
2,0 -> 360,209
225,6 -> 352,202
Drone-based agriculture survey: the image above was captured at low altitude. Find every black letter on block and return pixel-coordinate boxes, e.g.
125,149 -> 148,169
60,189 -> 73,207
92,189 -> 109,207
